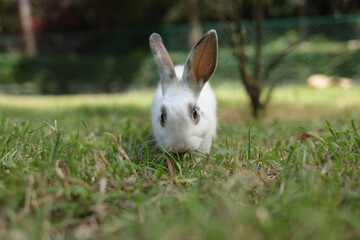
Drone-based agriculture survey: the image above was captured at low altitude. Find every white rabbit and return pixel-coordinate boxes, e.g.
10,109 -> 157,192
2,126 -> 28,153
149,29 -> 218,154
174,65 -> 184,79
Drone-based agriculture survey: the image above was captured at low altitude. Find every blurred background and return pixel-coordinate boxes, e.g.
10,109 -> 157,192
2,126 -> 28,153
0,0 -> 359,94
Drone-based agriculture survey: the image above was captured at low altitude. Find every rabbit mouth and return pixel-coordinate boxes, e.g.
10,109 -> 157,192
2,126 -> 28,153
161,135 -> 203,153
168,145 -> 189,154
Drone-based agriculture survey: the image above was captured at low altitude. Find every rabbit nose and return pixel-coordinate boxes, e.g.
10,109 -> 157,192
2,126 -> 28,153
174,143 -> 188,153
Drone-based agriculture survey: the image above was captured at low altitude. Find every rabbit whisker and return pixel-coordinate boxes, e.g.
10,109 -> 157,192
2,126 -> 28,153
146,138 -> 157,143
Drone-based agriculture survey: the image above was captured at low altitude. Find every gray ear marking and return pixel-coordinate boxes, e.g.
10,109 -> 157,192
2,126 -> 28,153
149,33 -> 177,93
182,29 -> 218,95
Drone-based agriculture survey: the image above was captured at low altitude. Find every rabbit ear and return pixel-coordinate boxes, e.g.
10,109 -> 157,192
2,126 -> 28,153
183,30 -> 218,95
150,33 -> 177,94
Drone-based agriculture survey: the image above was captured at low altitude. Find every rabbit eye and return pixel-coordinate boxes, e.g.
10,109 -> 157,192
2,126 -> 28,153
160,107 -> 166,127
192,108 -> 198,120
160,112 -> 165,126
189,104 -> 200,124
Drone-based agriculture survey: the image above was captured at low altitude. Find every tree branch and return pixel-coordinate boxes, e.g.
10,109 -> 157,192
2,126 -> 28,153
214,0 -> 264,118
263,39 -> 300,81
262,37 -> 301,108
232,0 -> 246,68
216,7 -> 236,48
262,80 -> 276,107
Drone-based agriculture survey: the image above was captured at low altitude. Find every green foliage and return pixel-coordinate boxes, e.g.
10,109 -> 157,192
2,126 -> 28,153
0,0 -> 19,34
267,40 -> 358,83
0,86 -> 359,239
0,37 -> 357,94
1,15 -> 359,93
0,53 -> 150,94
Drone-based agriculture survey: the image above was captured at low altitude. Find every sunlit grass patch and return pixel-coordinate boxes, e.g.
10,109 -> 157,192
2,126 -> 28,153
216,84 -> 360,122
1,84 -> 359,121
0,90 -> 154,110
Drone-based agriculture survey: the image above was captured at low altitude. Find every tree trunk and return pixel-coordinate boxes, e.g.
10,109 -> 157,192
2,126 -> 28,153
188,0 -> 202,48
253,0 -> 263,83
297,0 -> 307,42
214,0 -> 300,119
247,84 -> 262,118
18,0 -> 36,56
238,60 -> 262,118
350,0 -> 358,39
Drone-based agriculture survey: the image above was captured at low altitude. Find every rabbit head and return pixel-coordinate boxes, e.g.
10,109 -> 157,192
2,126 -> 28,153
150,30 -> 218,153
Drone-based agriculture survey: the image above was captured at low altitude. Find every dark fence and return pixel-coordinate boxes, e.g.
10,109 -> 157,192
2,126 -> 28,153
0,14 -> 359,94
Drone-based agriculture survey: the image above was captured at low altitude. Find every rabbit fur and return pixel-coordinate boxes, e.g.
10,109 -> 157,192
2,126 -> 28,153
149,30 -> 218,154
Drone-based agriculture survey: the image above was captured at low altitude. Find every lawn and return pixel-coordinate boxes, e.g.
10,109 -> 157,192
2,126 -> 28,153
0,84 -> 359,239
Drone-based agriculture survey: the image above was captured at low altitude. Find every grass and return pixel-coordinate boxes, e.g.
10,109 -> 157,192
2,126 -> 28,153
0,84 -> 360,239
